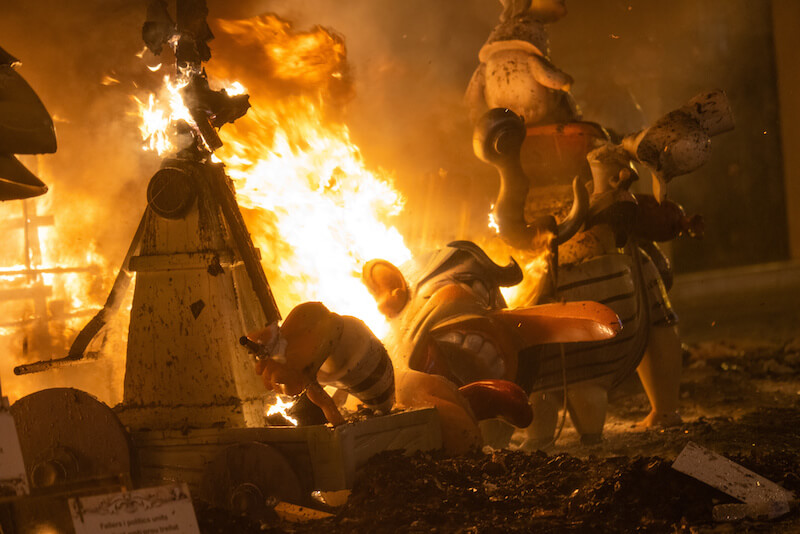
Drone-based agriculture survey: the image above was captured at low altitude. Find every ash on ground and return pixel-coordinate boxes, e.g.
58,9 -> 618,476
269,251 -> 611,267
197,338 -> 800,533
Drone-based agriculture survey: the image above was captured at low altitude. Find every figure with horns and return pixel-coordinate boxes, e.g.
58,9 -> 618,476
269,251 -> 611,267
469,1 -> 734,447
363,241 -> 621,451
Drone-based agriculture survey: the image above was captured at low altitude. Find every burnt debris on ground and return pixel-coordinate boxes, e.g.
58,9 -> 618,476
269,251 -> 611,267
196,339 -> 800,534
195,447 -> 800,533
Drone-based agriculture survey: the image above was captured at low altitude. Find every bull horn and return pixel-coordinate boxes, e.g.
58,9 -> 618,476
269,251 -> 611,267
474,108 -> 536,250
474,108 -> 588,250
555,176 -> 589,245
446,240 -> 523,287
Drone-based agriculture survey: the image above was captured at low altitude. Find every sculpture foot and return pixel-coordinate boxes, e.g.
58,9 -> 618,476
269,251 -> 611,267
638,410 -> 682,429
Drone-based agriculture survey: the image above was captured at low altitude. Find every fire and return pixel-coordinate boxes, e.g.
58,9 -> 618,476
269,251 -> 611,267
0,182 -> 114,402
131,75 -> 193,155
499,248 -> 550,307
214,16 -> 347,88
216,97 -> 410,336
132,16 -> 410,337
488,207 -> 500,234
266,395 -> 298,426
1,14 -> 408,409
479,234 -> 551,309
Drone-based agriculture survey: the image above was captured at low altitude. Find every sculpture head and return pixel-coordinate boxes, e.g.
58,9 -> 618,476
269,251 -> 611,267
366,241 -> 524,385
364,241 -> 621,388
249,302 -> 343,396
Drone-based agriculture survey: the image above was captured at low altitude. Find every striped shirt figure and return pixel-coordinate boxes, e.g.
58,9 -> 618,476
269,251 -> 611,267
517,246 -> 677,394
318,315 -> 395,414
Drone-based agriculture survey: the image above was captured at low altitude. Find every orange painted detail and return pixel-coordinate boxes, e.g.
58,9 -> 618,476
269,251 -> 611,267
521,121 -> 609,186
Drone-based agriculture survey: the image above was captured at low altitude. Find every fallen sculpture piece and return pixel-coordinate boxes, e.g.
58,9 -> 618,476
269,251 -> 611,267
244,301 -> 396,426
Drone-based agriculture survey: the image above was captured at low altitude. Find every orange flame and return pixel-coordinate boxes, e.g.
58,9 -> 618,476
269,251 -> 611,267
215,16 -> 347,89
0,183 -> 115,402
266,395 -> 299,426
130,75 -> 193,155
132,16 -> 410,337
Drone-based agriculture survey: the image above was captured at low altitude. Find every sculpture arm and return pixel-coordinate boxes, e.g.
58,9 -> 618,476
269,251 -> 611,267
527,54 -> 572,92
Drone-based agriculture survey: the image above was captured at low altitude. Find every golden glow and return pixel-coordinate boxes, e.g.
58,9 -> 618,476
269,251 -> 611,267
2,13 -> 411,407
130,74 -> 193,155
131,16 -> 410,336
211,17 -> 409,336
224,81 -> 247,96
499,248 -> 549,307
484,206 -> 550,307
0,186 -> 112,402
488,209 -> 500,234
216,97 -> 411,337
100,75 -> 120,86
216,16 -> 346,87
479,238 -> 550,308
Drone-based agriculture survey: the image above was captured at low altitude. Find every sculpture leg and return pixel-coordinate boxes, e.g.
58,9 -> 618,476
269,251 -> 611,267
636,324 -> 683,427
520,391 -> 561,450
566,382 -> 608,445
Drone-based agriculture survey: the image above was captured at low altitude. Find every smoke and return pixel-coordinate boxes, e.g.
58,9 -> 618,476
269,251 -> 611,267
3,0 -> 506,255
243,2 -> 506,250
2,1 -> 160,257
0,0 -> 503,404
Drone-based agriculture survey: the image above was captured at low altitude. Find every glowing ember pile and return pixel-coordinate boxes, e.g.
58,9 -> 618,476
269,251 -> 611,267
132,15 -> 410,338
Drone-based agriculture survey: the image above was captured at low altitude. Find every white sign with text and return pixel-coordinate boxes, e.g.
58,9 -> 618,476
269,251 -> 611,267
0,397 -> 29,497
69,483 -> 200,534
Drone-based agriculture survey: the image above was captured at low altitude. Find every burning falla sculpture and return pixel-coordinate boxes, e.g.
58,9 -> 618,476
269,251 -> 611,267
0,46 -> 55,201
242,294 -> 533,454
468,0 -> 734,445
12,0 -> 281,430
362,241 -> 622,452
243,302 -> 396,427
6,4 -> 441,525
